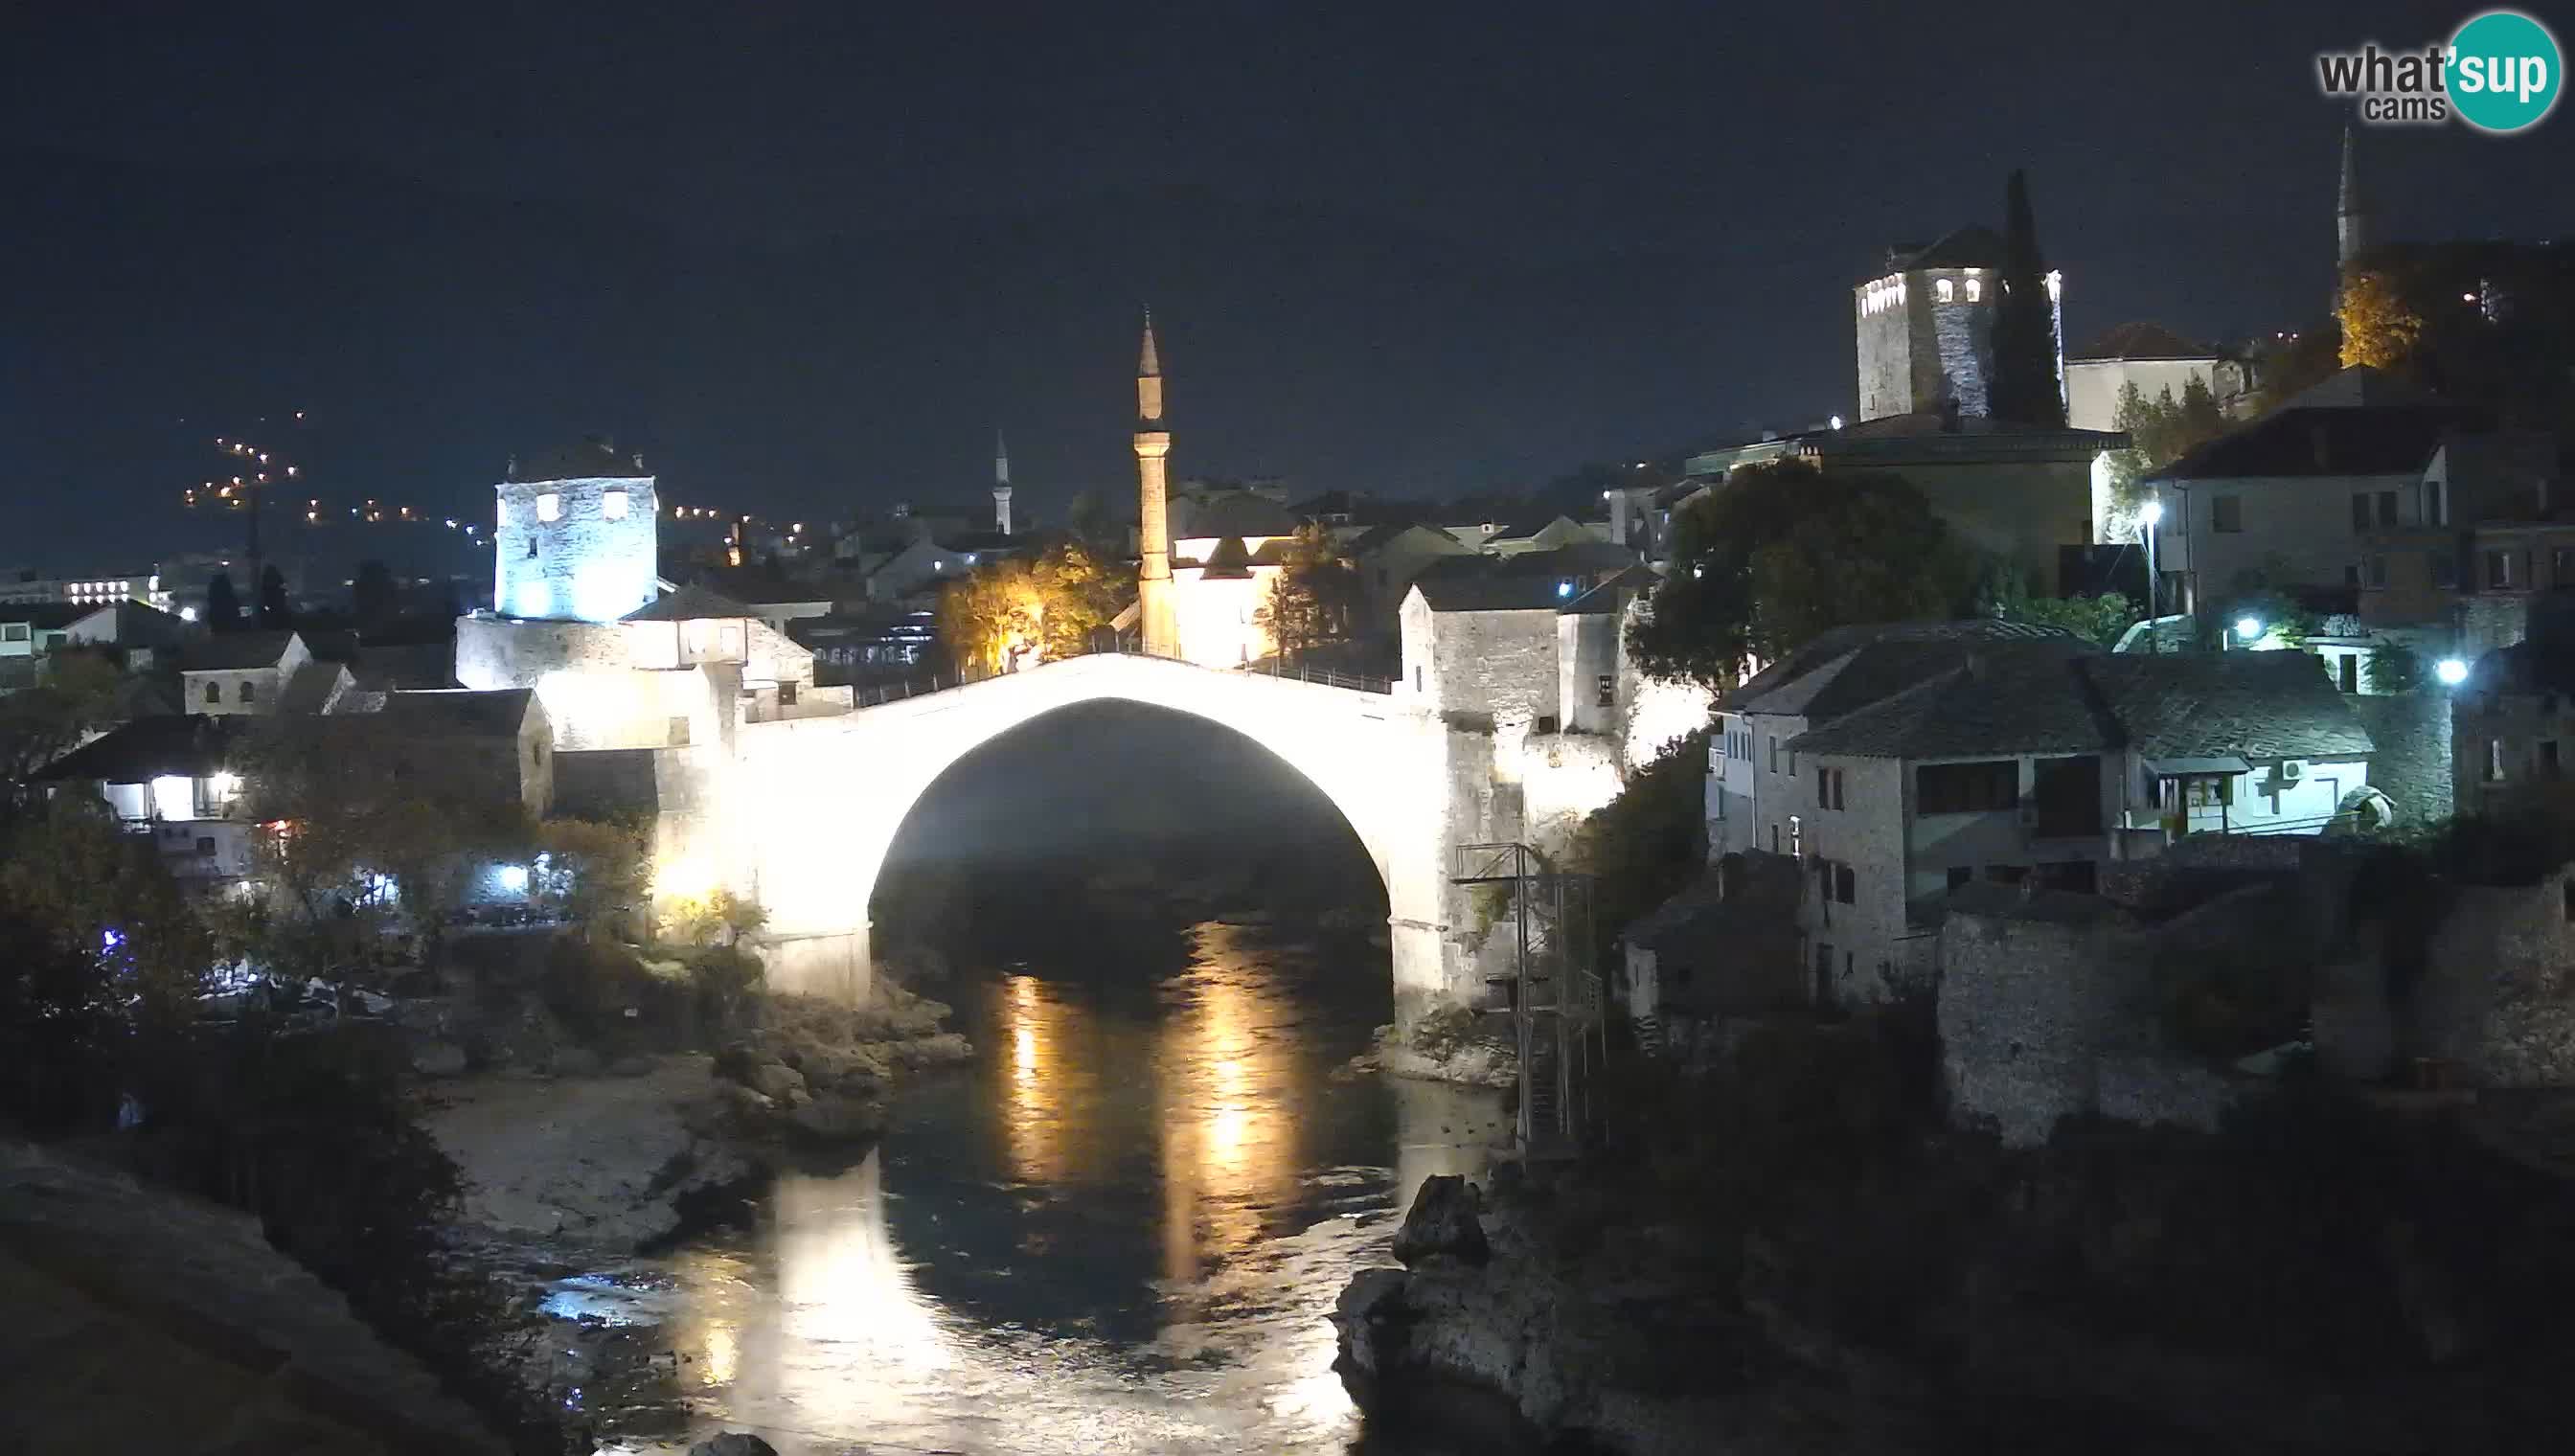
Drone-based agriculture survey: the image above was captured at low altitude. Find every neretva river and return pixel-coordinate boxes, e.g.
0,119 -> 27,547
569,921 -> 1512,1455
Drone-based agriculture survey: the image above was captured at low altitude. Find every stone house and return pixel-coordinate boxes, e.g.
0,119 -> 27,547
2452,625 -> 2575,815
180,629 -> 311,716
1741,636 -> 2372,1007
359,688 -> 555,821
1348,523 -> 1473,645
1618,852 -> 1805,1056
2143,368 -> 2492,617
2062,321 -> 2252,434
39,715 -> 259,883
1685,413 -> 2118,596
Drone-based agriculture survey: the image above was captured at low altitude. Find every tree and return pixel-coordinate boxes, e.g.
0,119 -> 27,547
2338,267 -> 2426,371
1064,489 -> 1116,553
535,817 -> 650,935
352,559 -> 397,630
1,795 -> 211,1022
1988,169 -> 2065,428
204,571 -> 241,631
1629,461 -> 1965,689
1566,730 -> 1711,966
936,557 -> 1042,674
1029,541 -> 1124,661
0,649 -> 124,816
257,565 -> 290,627
2366,639 -> 2424,694
1255,523 -> 1361,665
1977,570 -> 2140,648
2100,377 -> 2229,536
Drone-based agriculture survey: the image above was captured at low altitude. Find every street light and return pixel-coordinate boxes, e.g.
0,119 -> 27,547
2236,616 -> 2264,643
2137,499 -> 2164,644
2436,657 -> 2470,686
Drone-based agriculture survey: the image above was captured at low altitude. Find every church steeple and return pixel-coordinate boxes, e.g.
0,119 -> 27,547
991,429 -> 1013,536
2336,124 -> 2368,270
1132,310 -> 1177,656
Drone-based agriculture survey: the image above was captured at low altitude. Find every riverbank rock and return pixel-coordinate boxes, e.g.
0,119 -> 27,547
707,985 -> 972,1144
688,1435 -> 778,1456
1391,1174 -> 1490,1267
1353,1015 -> 1518,1089
411,1038 -> 469,1078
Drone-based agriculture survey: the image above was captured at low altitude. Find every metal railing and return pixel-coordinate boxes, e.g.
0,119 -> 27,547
1452,841 -> 1605,1155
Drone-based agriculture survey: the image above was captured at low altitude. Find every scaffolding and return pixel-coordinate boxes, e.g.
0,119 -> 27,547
1452,842 -> 1606,1156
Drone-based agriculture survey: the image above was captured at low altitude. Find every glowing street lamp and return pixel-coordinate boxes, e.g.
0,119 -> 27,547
2436,657 -> 2470,686
2235,616 -> 2264,643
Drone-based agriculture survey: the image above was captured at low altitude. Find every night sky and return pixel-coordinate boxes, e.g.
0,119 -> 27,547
7,2 -> 2573,571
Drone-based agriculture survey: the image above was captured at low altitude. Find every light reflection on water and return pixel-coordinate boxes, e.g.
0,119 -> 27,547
595,923 -> 1510,1455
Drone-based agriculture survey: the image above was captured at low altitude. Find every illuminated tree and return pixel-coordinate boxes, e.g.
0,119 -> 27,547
535,817 -> 650,935
1030,541 -> 1124,660
2101,377 -> 2228,534
2338,267 -> 2425,370
1255,523 -> 1360,665
936,557 -> 1042,674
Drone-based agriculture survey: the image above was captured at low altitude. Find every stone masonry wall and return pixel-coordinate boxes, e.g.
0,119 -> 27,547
2412,868 -> 2575,1085
1939,899 -> 2153,1148
2351,690 -> 2453,825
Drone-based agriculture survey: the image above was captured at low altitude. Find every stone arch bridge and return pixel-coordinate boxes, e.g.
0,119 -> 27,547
712,653 -> 1529,1026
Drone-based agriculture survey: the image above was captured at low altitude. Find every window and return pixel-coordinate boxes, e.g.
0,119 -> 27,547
2486,739 -> 2504,784
2487,550 -> 2515,589
2340,654 -> 2359,694
1936,278 -> 1954,303
2366,554 -> 2388,588
526,538 -> 538,559
2029,755 -> 2103,835
536,492 -> 562,522
1834,863 -> 1855,904
778,681 -> 798,708
0,623 -> 25,643
2377,490 -> 2400,526
1915,760 -> 2018,814
1770,825 -> 1780,853
1965,277 -> 1982,302
603,489 -> 629,520
1812,766 -> 1844,809
1413,667 -> 1423,693
203,680 -> 220,704
2430,551 -> 2458,588
2352,492 -> 2373,531
194,836 -> 216,856
1767,737 -> 1778,773
1596,673 -> 1615,708
238,679 -> 256,704
2211,495 -> 2243,533
2554,547 -> 2575,586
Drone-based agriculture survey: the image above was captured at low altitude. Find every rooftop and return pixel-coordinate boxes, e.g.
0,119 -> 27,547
180,629 -> 301,672
40,715 -> 242,783
1784,648 -> 2121,759
621,583 -> 759,623
1876,225 -> 2008,276
2068,321 -> 2219,363
2148,399 -> 2492,483
1732,620 -> 2091,719
368,688 -> 537,738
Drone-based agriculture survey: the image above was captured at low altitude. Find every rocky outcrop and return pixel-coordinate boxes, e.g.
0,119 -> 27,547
1343,1012 -> 1518,1088
708,984 -> 973,1146
688,1434 -> 779,1456
1390,1173 -> 1489,1266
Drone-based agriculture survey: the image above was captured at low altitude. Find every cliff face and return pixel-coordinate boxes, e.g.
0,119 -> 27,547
1335,1091 -> 2575,1455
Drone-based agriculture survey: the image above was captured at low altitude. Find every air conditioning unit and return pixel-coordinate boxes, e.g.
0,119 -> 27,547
2278,760 -> 2304,784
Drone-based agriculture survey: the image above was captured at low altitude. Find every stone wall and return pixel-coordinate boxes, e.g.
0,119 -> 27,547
1426,607 -> 1561,731
492,473 -> 658,623
1938,892 -> 2153,1148
2352,690 -> 2453,825
2411,868 -> 2575,1085
1929,293 -> 1994,418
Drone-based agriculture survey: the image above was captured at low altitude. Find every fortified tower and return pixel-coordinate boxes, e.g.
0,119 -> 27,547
492,436 -> 658,623
1133,313 -> 1179,657
992,430 -> 1014,536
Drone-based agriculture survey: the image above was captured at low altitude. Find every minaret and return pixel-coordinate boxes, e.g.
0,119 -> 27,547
1133,311 -> 1179,657
2336,125 -> 2368,270
991,429 -> 1014,536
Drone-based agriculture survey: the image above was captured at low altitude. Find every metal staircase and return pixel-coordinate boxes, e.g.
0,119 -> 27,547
1452,842 -> 1605,1158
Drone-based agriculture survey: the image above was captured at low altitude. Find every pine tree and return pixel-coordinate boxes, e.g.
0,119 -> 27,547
257,565 -> 290,627
203,572 -> 240,631
1987,170 -> 2065,428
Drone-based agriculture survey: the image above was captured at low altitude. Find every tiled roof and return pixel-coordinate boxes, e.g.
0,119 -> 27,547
2085,651 -> 2371,759
1561,565 -> 1662,616
2068,321 -> 2217,362
1789,648 -> 2371,762
39,715 -> 242,783
1882,225 -> 2008,273
1732,620 -> 2091,719
1175,491 -> 1300,539
2149,403 -> 2490,482
510,438 -> 648,481
2463,638 -> 2575,697
1786,648 -> 2121,758
275,661 -> 351,716
181,629 -> 301,672
1414,575 -> 1567,612
622,584 -> 758,623
369,688 -> 536,739
1196,536 -> 1256,580
0,603 -> 86,629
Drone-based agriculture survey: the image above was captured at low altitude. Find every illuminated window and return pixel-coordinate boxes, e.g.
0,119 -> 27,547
1966,278 -> 1982,302
603,489 -> 628,520
536,492 -> 562,522
1936,279 -> 1954,303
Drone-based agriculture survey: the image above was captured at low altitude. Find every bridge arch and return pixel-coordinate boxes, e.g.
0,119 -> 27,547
721,655 -> 1464,1022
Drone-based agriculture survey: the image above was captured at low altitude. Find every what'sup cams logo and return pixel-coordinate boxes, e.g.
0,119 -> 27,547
2317,10 -> 2562,132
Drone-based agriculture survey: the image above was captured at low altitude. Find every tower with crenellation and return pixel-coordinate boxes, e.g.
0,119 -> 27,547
1854,227 -> 2062,421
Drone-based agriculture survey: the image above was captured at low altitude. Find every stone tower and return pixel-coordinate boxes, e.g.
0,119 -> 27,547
2336,124 -> 2368,270
992,429 -> 1014,536
1133,313 -> 1178,657
492,436 -> 658,623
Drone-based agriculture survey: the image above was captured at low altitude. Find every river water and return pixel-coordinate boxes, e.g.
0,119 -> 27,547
569,920 -> 1513,1456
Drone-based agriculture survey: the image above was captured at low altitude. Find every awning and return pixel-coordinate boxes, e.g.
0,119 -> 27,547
2143,755 -> 2251,777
